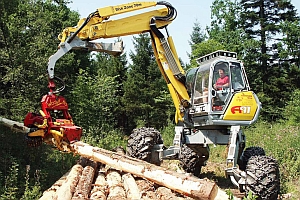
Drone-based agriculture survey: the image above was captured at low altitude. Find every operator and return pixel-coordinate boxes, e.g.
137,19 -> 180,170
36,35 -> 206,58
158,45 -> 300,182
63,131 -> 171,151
213,68 -> 229,90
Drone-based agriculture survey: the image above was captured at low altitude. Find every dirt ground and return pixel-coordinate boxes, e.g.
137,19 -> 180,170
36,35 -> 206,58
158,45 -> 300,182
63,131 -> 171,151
161,160 -> 245,199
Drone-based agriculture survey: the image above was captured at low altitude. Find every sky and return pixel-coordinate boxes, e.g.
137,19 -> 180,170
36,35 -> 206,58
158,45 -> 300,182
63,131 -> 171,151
68,0 -> 300,64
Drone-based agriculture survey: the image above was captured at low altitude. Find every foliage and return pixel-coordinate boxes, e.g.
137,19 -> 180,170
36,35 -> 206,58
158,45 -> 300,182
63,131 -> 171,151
1,0 -> 300,198
93,49 -> 129,131
239,0 -> 300,120
189,39 -> 225,68
283,89 -> 300,125
122,33 -> 172,132
1,158 -> 19,200
21,166 -> 42,200
208,0 -> 246,54
189,21 -> 207,51
244,121 -> 300,194
70,68 -> 120,132
160,117 -> 176,147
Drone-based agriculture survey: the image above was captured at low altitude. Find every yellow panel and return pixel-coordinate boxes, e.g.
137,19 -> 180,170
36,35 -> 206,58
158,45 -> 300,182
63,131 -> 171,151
223,91 -> 258,121
89,8 -> 169,39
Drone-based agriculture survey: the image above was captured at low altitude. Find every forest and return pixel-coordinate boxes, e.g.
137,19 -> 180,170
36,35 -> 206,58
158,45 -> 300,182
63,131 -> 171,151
1,0 -> 300,199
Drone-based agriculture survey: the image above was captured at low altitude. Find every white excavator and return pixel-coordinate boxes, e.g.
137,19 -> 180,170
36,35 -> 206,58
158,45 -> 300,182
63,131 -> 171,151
23,1 -> 280,199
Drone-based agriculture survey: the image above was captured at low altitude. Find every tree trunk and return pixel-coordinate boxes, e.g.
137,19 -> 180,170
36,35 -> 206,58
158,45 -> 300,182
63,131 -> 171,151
72,165 -> 95,200
122,173 -> 141,199
0,116 -> 30,134
106,169 -> 127,200
54,164 -> 83,200
90,170 -> 107,200
0,117 -> 238,200
71,141 -> 218,200
39,171 -> 70,200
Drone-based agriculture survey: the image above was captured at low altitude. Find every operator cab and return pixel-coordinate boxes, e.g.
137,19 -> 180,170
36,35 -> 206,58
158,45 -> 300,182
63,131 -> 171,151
186,50 -> 260,127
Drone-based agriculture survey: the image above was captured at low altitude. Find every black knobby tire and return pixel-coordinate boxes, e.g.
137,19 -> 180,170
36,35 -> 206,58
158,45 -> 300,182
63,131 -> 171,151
178,144 -> 202,177
126,127 -> 163,165
239,146 -> 265,171
245,155 -> 280,200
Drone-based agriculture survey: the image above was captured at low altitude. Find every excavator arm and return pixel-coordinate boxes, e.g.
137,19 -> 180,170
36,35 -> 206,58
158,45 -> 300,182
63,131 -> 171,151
48,1 -> 190,123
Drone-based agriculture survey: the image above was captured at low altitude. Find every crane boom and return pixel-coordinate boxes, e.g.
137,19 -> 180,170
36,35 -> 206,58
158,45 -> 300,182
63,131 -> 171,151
49,1 -> 190,123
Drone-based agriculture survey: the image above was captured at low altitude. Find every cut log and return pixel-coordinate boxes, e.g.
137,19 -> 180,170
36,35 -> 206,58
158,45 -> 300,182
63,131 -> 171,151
0,116 -> 30,134
122,173 -> 141,199
72,165 -> 95,200
54,164 -> 83,200
1,117 -> 240,200
39,171 -> 70,200
90,170 -> 107,200
156,187 -> 178,200
71,141 -> 218,200
136,178 -> 157,200
106,169 -> 126,200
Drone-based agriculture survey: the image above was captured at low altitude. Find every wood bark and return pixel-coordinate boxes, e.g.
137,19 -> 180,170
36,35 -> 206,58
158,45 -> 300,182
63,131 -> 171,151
54,164 -> 83,200
156,187 -> 178,200
1,117 -> 239,200
136,179 -> 157,200
39,171 -> 70,200
90,170 -> 107,200
72,165 -> 95,200
71,141 -> 218,200
106,169 -> 126,200
122,173 -> 141,200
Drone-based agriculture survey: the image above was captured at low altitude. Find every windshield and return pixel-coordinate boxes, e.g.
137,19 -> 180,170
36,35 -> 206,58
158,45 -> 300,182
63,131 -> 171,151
230,62 -> 246,90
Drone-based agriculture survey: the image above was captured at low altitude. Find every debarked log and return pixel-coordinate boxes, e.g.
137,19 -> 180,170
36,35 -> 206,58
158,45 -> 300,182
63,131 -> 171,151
0,116 -> 30,134
71,141 -> 218,200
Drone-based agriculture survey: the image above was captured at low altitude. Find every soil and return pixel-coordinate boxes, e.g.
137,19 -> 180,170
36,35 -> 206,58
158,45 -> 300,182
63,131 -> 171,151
161,160 -> 245,199
200,161 -> 245,199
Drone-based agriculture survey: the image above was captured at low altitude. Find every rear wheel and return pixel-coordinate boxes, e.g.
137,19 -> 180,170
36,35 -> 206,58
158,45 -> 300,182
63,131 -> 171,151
178,144 -> 202,177
245,155 -> 280,200
126,127 -> 163,165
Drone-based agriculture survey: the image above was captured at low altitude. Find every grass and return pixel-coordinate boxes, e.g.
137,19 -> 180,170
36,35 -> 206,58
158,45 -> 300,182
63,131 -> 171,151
204,121 -> 300,198
244,121 -> 300,197
159,120 -> 300,198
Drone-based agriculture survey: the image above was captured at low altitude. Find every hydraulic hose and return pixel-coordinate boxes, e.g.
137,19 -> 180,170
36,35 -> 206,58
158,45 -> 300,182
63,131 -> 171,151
67,11 -> 97,43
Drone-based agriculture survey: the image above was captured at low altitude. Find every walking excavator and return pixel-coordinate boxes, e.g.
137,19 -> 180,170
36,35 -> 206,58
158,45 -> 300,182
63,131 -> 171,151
23,1 -> 280,199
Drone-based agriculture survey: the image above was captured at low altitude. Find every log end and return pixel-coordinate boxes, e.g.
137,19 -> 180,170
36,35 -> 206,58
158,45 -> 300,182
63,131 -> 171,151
191,179 -> 218,200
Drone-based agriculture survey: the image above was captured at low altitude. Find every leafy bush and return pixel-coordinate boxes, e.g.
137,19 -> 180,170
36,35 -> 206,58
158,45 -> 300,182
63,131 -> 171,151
82,128 -> 127,151
283,89 -> 300,125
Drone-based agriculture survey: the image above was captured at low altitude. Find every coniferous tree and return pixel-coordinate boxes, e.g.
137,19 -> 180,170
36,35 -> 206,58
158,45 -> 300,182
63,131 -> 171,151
0,1 -> 84,197
189,21 -> 207,50
240,0 -> 299,120
122,34 -> 172,132
93,41 -> 128,131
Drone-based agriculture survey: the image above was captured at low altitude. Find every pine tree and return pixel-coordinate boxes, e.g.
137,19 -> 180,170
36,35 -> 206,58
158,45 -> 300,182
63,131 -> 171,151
240,0 -> 300,120
94,40 -> 128,130
240,0 -> 299,84
189,21 -> 207,50
122,34 -> 172,132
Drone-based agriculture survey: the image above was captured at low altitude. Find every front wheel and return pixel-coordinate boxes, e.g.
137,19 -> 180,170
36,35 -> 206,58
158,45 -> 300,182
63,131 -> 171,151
245,155 -> 280,200
126,127 -> 163,165
178,144 -> 202,177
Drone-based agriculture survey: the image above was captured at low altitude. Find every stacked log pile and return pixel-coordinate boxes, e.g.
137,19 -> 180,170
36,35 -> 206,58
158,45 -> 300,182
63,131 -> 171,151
39,142 -> 238,200
0,117 -> 238,200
